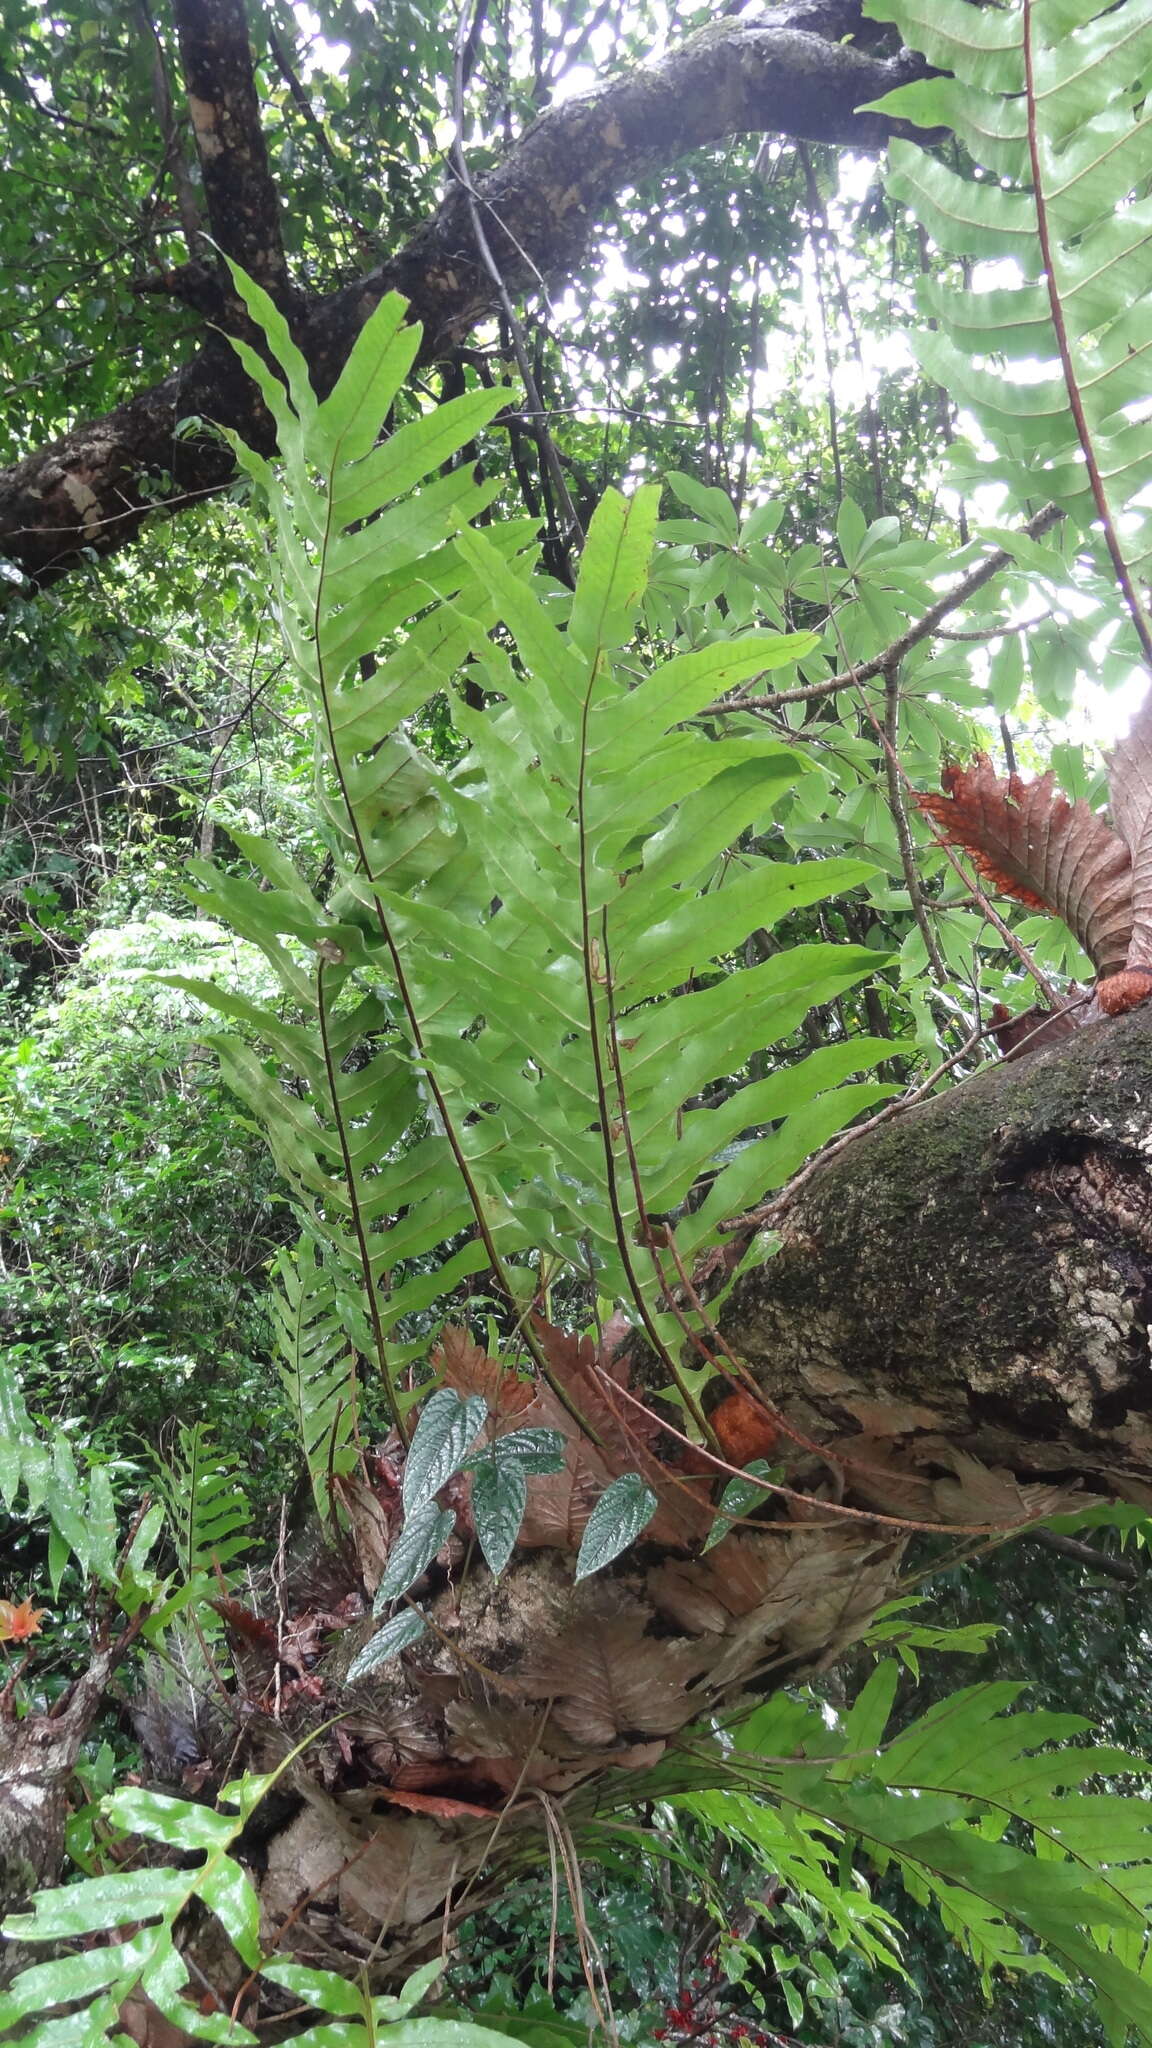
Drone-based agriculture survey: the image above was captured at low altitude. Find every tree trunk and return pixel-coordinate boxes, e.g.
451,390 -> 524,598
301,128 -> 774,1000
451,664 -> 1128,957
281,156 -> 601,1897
0,2 -> 927,592
725,1003 -> 1152,1504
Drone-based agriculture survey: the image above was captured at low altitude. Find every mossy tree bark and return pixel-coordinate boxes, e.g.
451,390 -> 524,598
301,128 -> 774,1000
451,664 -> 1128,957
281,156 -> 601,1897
723,1006 -> 1152,1501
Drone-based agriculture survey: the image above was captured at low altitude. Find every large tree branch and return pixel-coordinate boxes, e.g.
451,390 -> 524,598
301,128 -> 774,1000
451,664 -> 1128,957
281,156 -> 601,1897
170,0 -> 288,293
0,0 -> 928,590
721,1004 -> 1152,1506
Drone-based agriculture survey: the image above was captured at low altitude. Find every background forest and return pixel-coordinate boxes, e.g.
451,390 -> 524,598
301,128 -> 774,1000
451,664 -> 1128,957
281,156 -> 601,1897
2,0 -> 1152,2043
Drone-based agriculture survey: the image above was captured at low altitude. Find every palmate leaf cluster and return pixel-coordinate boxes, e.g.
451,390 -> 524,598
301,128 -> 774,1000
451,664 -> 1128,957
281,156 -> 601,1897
867,0 -> 1152,654
166,266 -> 899,1435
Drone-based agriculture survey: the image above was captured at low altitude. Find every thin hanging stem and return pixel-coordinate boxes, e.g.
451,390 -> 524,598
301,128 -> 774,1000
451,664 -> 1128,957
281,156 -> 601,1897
882,659 -> 949,984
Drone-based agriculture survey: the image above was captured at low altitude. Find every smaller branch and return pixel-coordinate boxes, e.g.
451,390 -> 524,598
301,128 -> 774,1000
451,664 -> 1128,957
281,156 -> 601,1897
700,503 -> 1065,716
171,0 -> 290,295
936,614 -> 1047,642
723,1019 -> 986,1234
266,21 -> 343,175
450,0 -> 584,566
1028,1527 -> 1142,1586
136,0 -> 202,255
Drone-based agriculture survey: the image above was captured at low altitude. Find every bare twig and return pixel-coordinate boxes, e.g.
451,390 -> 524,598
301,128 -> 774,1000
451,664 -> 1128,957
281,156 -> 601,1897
449,0 -> 583,568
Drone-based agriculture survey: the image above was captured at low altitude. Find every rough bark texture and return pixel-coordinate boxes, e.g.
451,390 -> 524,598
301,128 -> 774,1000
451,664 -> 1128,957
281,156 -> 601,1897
0,1 -> 928,590
722,1004 -> 1152,1500
171,0 -> 288,292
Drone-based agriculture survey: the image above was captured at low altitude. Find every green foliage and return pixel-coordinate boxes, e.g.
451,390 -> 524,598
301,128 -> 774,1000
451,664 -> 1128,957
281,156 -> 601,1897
4,3 -> 1152,2040
675,1674 -> 1152,2043
271,1230 -> 363,1520
173,269 -> 897,1467
575,1471 -> 659,1580
0,1353 -> 120,1595
466,1425 -> 568,1576
155,1422 -> 251,1586
0,912 -> 291,1480
866,0 -> 1152,656
0,1776 -> 519,2048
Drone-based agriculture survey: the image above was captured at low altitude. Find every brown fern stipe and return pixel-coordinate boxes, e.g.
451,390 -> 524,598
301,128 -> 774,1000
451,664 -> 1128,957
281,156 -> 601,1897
917,754 -> 1132,978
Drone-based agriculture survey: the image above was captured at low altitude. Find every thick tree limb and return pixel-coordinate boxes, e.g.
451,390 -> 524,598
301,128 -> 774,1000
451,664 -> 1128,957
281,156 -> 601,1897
170,0 -> 288,293
721,1004 -> 1152,1502
0,1 -> 928,589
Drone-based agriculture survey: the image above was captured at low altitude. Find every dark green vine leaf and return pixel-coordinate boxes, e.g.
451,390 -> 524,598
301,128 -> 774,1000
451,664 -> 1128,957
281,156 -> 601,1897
346,1607 -> 428,1681
575,1473 -> 658,1580
463,1427 -> 565,1476
471,1457 -> 528,1578
374,1501 -> 456,1611
402,1389 -> 487,1512
703,1458 -> 777,1551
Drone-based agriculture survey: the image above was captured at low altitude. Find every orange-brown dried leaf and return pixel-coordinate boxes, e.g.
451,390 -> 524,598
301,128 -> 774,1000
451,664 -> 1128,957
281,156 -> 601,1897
517,1615 -> 709,1746
435,1326 -> 535,1419
928,1447 -> 1084,1526
531,1321 -> 713,1548
918,754 -> 1131,977
332,1472 -> 394,1595
375,1787 -> 498,1819
532,1320 -> 661,1457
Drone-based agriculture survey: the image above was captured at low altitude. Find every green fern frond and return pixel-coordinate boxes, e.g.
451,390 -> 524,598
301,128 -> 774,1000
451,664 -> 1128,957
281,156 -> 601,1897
167,273 -> 900,1445
156,1423 -> 251,1585
866,0 -> 1152,661
272,1232 -> 363,1518
685,1672 -> 1152,2039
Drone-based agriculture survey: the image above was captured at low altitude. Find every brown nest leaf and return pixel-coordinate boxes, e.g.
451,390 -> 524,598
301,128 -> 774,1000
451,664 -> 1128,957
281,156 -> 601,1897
927,1448 -> 1087,1526
987,997 -> 1085,1060
435,1325 -> 536,1418
1108,688 -> 1152,968
918,754 -> 1131,977
517,1615 -> 709,1746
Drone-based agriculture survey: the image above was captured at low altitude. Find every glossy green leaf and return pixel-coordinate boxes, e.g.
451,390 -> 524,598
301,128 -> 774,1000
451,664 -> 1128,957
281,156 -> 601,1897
575,1473 -> 659,1579
374,1500 -> 456,1609
402,1389 -> 487,1511
470,1455 -> 528,1577
346,1606 -> 429,1681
